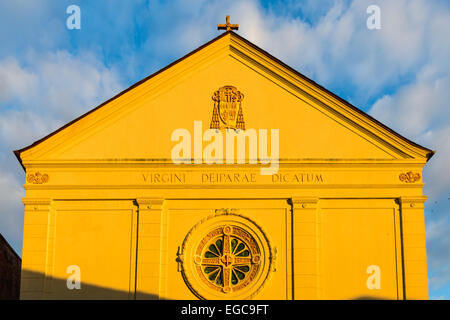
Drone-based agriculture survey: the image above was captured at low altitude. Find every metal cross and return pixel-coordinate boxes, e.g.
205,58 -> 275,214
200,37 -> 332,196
217,15 -> 239,32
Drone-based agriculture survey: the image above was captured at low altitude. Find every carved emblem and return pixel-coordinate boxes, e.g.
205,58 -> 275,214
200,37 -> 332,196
399,171 -> 421,183
215,208 -> 238,215
210,86 -> 245,130
26,172 -> 49,184
178,211 -> 273,300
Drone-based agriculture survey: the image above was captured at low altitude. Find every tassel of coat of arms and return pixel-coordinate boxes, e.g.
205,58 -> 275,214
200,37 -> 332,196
210,86 -> 245,130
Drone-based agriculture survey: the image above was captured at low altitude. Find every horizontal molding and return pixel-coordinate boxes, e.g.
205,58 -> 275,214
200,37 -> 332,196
399,196 -> 428,204
22,158 -> 427,168
24,183 -> 425,190
22,198 -> 52,206
136,198 -> 164,208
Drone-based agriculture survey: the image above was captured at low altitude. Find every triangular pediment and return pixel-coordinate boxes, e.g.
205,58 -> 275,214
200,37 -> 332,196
15,32 -> 433,169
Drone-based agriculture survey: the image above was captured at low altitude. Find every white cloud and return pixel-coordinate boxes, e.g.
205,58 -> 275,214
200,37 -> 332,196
0,57 -> 37,103
0,109 -> 62,149
426,217 -> 450,290
0,170 -> 24,253
370,76 -> 450,138
421,125 -> 450,200
0,50 -> 124,253
201,0 -> 447,103
37,51 -> 122,120
0,52 -> 123,122
368,49 -> 450,200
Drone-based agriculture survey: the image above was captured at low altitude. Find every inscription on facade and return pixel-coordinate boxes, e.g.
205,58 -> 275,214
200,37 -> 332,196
142,173 -> 186,183
272,173 -> 324,183
141,172 -> 324,184
201,173 -> 257,183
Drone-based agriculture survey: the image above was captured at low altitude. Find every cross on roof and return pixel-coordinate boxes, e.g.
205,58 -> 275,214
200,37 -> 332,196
217,15 -> 239,32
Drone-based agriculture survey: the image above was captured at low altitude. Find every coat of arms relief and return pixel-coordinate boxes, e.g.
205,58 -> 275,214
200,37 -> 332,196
210,86 -> 245,130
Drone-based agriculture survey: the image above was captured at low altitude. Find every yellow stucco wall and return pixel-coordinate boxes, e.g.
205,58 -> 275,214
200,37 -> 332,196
17,32 -> 431,300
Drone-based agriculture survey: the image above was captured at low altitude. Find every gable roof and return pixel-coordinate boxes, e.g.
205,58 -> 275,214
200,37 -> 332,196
14,31 -> 434,170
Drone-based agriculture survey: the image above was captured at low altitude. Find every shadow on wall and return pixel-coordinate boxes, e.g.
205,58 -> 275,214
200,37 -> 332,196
20,269 -> 158,300
20,269 -> 392,300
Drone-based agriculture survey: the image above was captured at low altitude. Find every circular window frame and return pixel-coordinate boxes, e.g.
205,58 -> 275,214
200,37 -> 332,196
178,210 -> 273,300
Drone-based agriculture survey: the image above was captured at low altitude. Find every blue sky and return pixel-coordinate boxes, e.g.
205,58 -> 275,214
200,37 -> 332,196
0,0 -> 449,299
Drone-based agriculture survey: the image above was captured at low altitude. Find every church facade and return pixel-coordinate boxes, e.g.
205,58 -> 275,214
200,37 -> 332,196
15,30 -> 433,300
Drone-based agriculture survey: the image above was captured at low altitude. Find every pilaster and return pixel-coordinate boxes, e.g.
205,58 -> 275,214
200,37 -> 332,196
399,196 -> 428,299
20,198 -> 52,300
291,197 -> 319,299
135,198 -> 164,300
